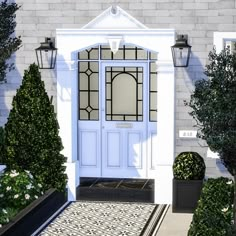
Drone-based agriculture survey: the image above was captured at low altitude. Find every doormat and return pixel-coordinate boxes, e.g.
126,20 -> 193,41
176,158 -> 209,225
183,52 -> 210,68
37,201 -> 167,236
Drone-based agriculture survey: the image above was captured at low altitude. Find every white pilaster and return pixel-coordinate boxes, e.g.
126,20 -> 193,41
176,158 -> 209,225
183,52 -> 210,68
57,59 -> 79,201
155,61 -> 175,204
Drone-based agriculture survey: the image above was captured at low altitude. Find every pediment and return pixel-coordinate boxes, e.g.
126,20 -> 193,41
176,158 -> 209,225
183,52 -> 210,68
82,6 -> 147,29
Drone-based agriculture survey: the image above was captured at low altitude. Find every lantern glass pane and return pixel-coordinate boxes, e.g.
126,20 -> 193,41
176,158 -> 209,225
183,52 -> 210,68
36,49 -> 56,69
172,47 -> 190,67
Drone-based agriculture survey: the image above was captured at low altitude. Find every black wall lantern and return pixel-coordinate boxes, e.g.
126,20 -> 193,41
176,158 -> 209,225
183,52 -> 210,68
171,34 -> 191,67
35,37 -> 57,69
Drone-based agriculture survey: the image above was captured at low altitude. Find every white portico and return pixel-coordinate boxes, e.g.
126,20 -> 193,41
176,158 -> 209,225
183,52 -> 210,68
56,6 -> 175,203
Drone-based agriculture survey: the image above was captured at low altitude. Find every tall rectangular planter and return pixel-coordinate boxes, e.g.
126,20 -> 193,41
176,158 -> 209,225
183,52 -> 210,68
172,179 -> 203,213
0,189 -> 67,236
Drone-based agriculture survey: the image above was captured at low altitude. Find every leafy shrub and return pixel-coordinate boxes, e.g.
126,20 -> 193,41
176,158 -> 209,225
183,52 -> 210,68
0,207 -> 18,227
188,177 -> 234,236
0,169 -> 43,211
4,64 -> 67,192
173,152 -> 206,180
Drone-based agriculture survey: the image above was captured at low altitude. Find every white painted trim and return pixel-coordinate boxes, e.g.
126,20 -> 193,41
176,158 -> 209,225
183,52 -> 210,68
66,161 -> 80,201
154,60 -> 175,204
214,32 -> 236,53
56,29 -> 175,36
82,6 -> 148,29
57,60 -> 77,71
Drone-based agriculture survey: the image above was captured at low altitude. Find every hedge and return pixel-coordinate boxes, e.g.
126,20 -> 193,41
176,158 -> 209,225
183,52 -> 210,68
188,177 -> 234,236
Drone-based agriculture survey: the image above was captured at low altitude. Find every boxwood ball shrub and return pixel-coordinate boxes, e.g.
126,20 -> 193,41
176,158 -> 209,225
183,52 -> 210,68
188,177 -> 234,236
173,152 -> 206,180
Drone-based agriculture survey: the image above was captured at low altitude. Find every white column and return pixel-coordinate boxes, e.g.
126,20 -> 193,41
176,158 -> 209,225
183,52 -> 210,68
155,60 -> 175,204
57,60 -> 79,201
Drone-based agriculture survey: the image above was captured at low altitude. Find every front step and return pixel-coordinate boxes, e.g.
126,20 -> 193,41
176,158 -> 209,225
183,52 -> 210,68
76,178 -> 154,203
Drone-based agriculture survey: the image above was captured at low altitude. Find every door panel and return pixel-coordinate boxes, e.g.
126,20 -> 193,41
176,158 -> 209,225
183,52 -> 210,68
80,131 -> 98,167
79,126 -> 101,177
106,132 -> 121,167
127,132 -> 142,168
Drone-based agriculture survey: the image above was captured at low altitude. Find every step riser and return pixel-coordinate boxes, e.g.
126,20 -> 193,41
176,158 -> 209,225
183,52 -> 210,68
77,188 -> 154,202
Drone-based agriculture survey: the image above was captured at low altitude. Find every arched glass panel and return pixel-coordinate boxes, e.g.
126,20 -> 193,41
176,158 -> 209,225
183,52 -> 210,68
106,67 -> 143,121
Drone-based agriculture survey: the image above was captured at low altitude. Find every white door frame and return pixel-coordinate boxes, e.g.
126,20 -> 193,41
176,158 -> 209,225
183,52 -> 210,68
56,27 -> 175,203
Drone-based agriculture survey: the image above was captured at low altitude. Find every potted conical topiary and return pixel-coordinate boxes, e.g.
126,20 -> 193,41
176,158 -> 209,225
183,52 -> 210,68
172,152 -> 206,213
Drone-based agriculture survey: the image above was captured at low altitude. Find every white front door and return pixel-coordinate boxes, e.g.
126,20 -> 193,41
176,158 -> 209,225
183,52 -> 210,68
101,62 -> 148,178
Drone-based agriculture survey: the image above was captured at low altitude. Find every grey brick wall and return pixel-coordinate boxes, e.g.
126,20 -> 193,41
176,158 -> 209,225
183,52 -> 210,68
1,0 -> 235,177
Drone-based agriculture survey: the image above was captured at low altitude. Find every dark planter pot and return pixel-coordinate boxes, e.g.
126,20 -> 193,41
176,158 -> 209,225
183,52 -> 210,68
0,188 -> 67,236
172,179 -> 203,213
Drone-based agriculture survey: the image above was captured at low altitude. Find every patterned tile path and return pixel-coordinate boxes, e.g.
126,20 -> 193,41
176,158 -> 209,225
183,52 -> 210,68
38,201 -> 165,236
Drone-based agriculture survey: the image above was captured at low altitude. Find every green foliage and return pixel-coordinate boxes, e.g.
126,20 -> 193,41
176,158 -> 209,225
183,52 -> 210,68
188,177 -> 234,236
187,47 -> 236,176
0,0 -> 21,82
0,169 -> 43,227
4,63 -> 67,192
0,207 -> 18,227
0,170 -> 43,211
0,127 -> 4,163
173,152 -> 206,180
187,47 -> 236,227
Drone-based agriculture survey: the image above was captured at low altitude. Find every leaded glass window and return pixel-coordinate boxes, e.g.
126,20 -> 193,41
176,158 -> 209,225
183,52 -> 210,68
78,46 -> 99,60
100,45 -> 148,60
106,67 -> 143,121
149,62 -> 157,122
78,62 -> 99,120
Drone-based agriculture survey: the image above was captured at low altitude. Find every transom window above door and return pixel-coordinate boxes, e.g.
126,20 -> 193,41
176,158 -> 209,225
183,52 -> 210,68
78,45 -> 158,61
78,44 -> 158,122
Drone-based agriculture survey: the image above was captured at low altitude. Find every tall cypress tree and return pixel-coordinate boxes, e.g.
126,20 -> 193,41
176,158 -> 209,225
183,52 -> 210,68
4,64 -> 67,192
